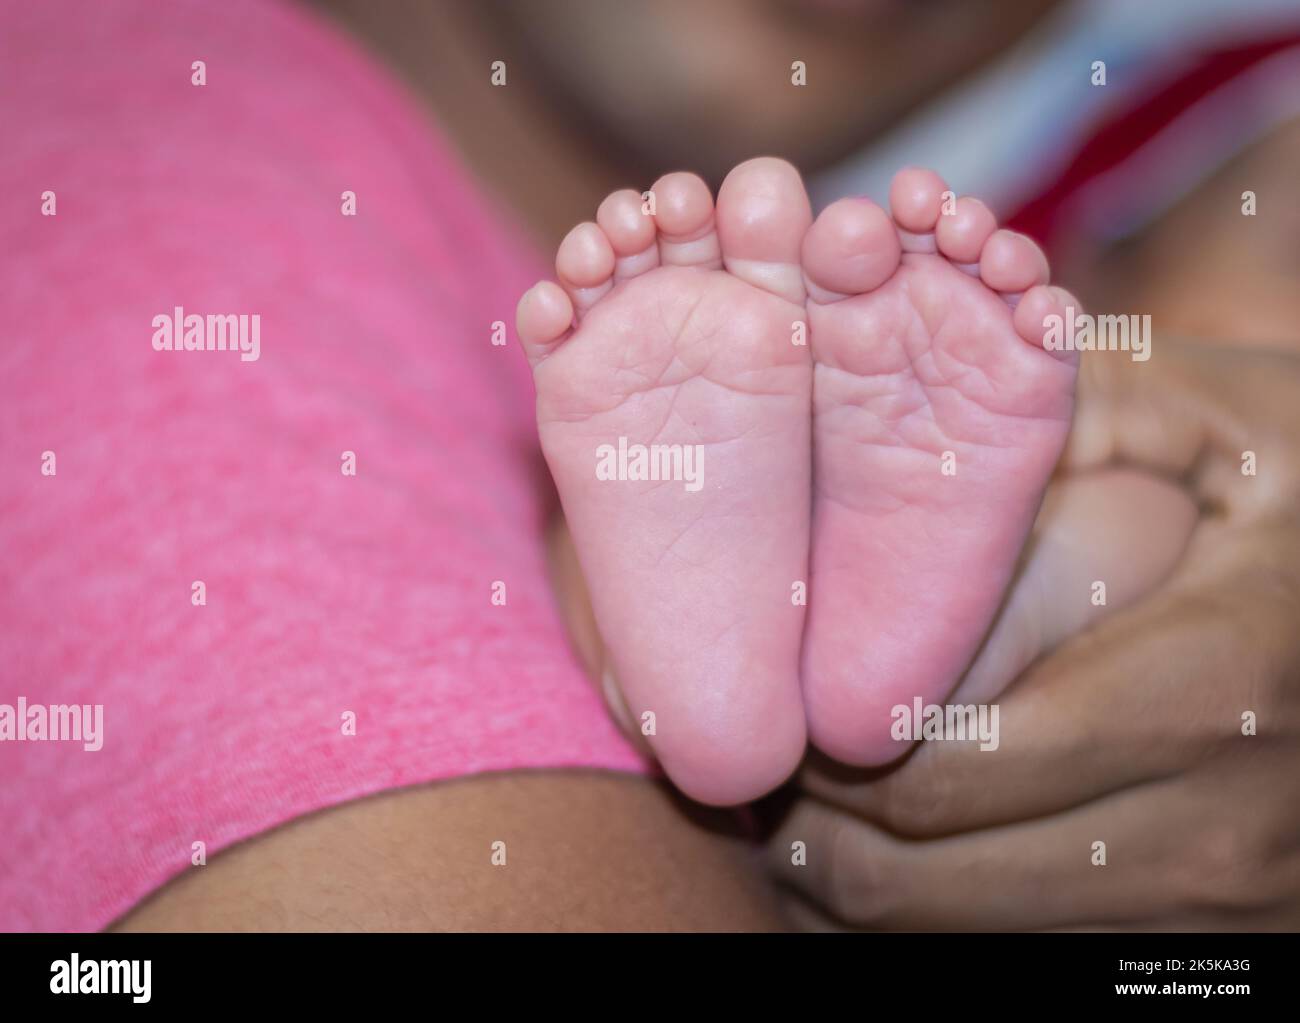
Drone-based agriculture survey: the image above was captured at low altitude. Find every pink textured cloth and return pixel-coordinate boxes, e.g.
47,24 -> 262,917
0,0 -> 645,931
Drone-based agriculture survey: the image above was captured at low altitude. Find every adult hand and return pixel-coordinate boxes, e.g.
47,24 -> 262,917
768,338 -> 1300,930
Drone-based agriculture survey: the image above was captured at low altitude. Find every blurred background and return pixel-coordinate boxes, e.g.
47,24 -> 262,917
320,0 -> 1300,347
3,0 -> 1298,935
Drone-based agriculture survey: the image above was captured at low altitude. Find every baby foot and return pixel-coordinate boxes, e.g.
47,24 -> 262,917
516,158 -> 813,805
800,166 -> 1081,765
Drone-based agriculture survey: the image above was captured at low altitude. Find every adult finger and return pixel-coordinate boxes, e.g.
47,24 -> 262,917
771,756 -> 1296,930
799,525 -> 1300,837
1066,341 -> 1300,516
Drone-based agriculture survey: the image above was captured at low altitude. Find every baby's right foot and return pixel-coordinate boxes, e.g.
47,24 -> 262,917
800,167 -> 1081,765
516,158 -> 813,806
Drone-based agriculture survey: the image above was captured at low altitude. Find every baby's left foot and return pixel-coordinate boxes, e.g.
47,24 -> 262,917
800,167 -> 1081,765
516,159 -> 814,805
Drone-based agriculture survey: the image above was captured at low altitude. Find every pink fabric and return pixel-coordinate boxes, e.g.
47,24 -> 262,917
0,0 -> 646,931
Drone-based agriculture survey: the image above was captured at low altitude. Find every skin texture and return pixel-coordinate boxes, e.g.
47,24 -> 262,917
767,338 -> 1300,930
801,168 -> 1079,764
111,772 -> 784,931
520,160 -> 1199,791
518,158 -> 814,806
553,467 -> 1200,743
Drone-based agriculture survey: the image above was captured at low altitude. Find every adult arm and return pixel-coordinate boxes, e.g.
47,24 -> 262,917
113,771 -> 783,931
